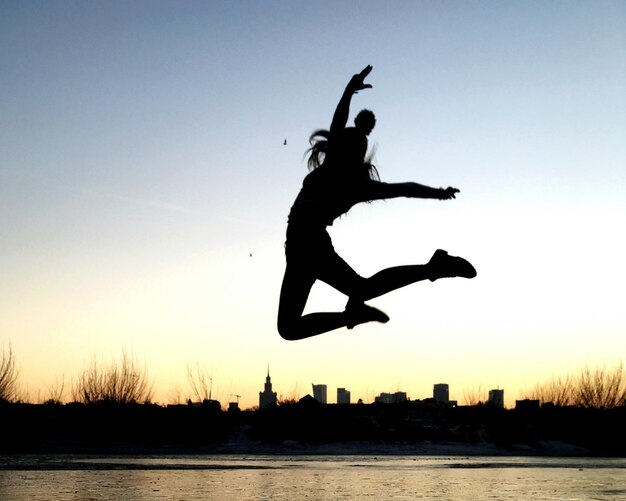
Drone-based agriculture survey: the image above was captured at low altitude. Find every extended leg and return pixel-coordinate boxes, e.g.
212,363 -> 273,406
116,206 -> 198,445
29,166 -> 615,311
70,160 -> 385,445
357,265 -> 431,302
345,249 -> 477,304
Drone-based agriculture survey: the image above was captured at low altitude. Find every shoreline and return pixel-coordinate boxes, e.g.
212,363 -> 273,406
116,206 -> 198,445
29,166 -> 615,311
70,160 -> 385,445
2,402 -> 624,458
0,439 -> 599,459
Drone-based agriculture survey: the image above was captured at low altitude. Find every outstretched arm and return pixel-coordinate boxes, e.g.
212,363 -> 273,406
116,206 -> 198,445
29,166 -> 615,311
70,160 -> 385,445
361,181 -> 460,202
330,65 -> 373,134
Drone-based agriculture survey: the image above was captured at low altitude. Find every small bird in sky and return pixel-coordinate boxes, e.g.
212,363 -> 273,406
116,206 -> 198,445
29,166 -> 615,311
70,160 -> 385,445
283,139 -> 287,146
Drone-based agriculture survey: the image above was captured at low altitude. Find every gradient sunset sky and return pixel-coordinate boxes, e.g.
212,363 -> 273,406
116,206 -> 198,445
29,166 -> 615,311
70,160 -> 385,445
2,1 -> 625,409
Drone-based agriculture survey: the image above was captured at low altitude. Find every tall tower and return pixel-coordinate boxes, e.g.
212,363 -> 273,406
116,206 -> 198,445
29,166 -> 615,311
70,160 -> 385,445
312,383 -> 327,404
433,383 -> 450,405
259,366 -> 277,409
488,389 -> 504,409
337,387 -> 351,405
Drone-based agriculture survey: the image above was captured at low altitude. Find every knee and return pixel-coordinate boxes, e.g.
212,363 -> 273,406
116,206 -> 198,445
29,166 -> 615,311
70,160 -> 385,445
277,319 -> 300,341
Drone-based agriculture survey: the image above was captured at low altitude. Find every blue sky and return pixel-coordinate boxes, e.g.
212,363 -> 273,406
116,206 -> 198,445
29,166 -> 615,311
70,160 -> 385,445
1,1 -> 625,407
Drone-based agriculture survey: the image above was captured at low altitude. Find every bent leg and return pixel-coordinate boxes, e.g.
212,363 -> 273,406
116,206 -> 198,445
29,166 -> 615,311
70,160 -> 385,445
278,251 -> 390,340
277,264 -> 350,340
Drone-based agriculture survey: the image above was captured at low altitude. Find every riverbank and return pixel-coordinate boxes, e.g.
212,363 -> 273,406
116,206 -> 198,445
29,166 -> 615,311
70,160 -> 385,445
1,400 -> 623,457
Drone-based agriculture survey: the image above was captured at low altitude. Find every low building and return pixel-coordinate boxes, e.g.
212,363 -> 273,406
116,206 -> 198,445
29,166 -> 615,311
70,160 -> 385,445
515,399 -> 540,411
375,391 -> 408,404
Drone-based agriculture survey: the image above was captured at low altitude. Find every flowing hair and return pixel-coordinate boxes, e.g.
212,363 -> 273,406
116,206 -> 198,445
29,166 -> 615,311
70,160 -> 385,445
306,129 -> 380,181
306,129 -> 331,170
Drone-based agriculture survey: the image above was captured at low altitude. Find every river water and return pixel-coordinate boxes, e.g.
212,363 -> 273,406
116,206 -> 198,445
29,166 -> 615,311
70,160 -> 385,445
0,455 -> 624,500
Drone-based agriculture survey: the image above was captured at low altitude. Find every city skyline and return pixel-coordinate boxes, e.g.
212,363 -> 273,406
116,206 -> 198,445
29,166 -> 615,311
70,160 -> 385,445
2,2 -> 624,412
221,370 -> 499,408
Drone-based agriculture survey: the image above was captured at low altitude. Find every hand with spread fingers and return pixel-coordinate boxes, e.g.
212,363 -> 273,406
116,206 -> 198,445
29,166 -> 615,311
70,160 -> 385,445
348,65 -> 373,93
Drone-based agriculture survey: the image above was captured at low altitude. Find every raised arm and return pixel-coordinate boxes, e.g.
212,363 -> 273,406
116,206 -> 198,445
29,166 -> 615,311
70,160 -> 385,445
330,65 -> 373,134
361,181 -> 460,202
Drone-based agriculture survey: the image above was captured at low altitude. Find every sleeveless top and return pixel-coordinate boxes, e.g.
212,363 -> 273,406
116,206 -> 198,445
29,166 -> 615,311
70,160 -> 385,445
288,164 -> 378,230
288,126 -> 377,228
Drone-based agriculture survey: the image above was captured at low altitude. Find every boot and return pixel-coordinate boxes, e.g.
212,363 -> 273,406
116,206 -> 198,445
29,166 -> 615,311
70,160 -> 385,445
344,299 -> 389,330
427,249 -> 477,282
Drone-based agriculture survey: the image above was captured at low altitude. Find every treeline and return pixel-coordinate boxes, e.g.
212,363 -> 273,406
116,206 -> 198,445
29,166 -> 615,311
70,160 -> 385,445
1,345 -> 154,405
522,364 -> 626,409
0,345 -> 217,406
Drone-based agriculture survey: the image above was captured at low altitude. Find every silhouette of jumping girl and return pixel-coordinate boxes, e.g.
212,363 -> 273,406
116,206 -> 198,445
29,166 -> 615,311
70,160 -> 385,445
278,66 -> 476,340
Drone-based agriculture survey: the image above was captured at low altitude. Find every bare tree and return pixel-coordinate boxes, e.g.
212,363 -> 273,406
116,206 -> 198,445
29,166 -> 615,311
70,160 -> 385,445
278,383 -> 301,406
523,374 -> 575,406
575,363 -> 626,409
168,385 -> 185,405
0,344 -> 19,402
462,385 -> 485,406
525,364 -> 626,409
186,362 -> 216,402
43,375 -> 66,404
72,349 -> 154,404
